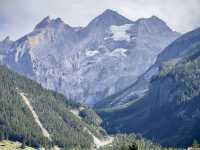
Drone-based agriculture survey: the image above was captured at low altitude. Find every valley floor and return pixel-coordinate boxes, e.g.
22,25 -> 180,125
0,140 -> 36,150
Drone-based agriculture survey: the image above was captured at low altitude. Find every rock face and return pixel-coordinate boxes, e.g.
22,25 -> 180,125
96,28 -> 200,108
0,9 -> 179,105
98,27 -> 200,147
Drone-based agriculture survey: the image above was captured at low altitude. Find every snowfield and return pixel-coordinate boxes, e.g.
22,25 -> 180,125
109,48 -> 128,57
86,49 -> 100,57
110,24 -> 133,42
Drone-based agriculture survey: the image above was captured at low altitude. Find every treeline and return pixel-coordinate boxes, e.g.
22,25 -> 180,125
192,140 -> 200,149
156,44 -> 200,103
98,134 -> 185,150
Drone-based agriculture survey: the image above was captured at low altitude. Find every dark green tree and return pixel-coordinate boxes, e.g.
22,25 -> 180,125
192,139 -> 199,148
128,143 -> 138,150
120,145 -> 129,150
21,139 -> 26,149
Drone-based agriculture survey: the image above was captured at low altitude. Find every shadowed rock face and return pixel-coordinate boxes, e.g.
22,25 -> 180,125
97,28 -> 200,109
0,9 -> 180,106
98,28 -> 200,148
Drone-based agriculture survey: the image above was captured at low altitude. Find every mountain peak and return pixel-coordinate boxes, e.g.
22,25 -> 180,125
2,36 -> 11,42
86,9 -> 133,29
99,9 -> 132,22
34,16 -> 68,30
34,16 -> 51,29
102,9 -> 119,16
135,15 -> 177,33
148,15 -> 167,24
150,15 -> 161,20
1,36 -> 13,46
136,15 -> 163,23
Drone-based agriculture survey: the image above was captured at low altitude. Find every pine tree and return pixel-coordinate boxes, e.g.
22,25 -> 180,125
21,139 -> 26,149
0,132 -> 4,141
128,143 -> 138,150
120,145 -> 128,150
192,139 -> 199,148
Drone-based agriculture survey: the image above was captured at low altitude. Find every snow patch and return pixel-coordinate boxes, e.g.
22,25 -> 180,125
15,47 -> 26,62
86,49 -> 99,57
110,48 -> 128,57
110,24 -> 133,42
98,45 -> 106,49
0,55 -> 4,61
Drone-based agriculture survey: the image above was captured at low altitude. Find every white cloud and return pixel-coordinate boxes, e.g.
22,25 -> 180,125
0,0 -> 199,40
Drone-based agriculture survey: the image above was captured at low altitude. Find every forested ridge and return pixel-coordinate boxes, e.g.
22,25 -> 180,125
0,64 -> 106,149
98,41 -> 200,148
99,134 -> 185,150
0,64 -> 187,150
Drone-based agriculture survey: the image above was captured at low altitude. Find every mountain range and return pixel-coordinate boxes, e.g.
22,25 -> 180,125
1,9 -> 200,149
0,57 -> 183,150
95,25 -> 200,108
0,9 -> 179,106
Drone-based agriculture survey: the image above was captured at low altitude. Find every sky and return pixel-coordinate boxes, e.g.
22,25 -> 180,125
0,0 -> 200,40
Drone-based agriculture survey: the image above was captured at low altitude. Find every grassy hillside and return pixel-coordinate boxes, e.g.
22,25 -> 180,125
0,140 -> 36,150
0,136 -> 185,150
0,65 -> 106,150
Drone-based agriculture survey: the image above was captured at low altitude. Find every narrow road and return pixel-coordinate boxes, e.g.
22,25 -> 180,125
70,109 -> 113,149
18,92 -> 52,141
86,128 -> 113,149
18,92 -> 112,150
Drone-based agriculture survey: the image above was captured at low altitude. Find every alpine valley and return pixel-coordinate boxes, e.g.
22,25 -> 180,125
97,27 -> 200,148
0,8 -> 200,150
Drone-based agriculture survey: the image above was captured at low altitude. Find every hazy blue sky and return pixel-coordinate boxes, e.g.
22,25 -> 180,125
0,0 -> 200,40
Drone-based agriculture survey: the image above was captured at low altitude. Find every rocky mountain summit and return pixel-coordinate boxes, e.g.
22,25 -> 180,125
0,9 -> 179,105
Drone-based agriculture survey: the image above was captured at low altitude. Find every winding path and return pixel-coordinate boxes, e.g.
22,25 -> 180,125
18,90 -> 111,150
18,92 -> 52,141
70,109 -> 113,149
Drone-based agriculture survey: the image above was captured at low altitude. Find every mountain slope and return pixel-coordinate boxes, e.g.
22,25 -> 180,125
97,28 -> 200,148
18,92 -> 52,141
0,9 -> 180,106
0,65 -> 106,149
99,134 -> 185,150
157,27 -> 200,63
96,28 -> 200,108
0,65 -> 183,150
0,140 -> 36,150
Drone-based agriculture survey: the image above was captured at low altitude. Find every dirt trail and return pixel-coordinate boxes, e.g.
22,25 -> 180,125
70,109 -> 113,149
18,92 -> 52,141
86,128 -> 113,149
18,92 -> 112,150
